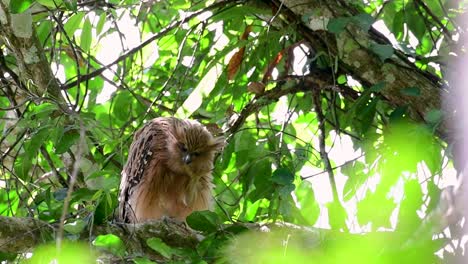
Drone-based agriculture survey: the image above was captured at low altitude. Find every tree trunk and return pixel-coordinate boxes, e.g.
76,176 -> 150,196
265,0 -> 445,135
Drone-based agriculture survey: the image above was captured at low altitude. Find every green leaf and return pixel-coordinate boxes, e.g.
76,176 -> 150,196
96,12 -> 107,36
392,10 -> 405,40
271,168 -> 294,186
399,179 -> 423,230
85,170 -> 119,191
55,129 -> 79,154
31,102 -> 58,119
64,219 -> 87,234
81,17 -> 92,52
250,159 -> 274,202
352,13 -> 374,31
369,43 -> 394,62
243,199 -> 260,221
71,188 -> 99,203
37,20 -> 53,45
30,242 -> 96,263
278,183 -> 295,197
37,0 -> 64,8
0,251 -> 17,262
389,106 -> 408,122
406,8 -> 426,40
337,75 -> 347,84
186,210 -> 220,233
14,154 -> 33,180
25,127 -> 49,156
223,224 -> 249,235
146,238 -> 173,259
359,98 -> 378,134
369,82 -> 385,92
341,161 -> 367,201
64,12 -> 85,36
63,0 -> 77,11
401,87 -> 421,96
10,0 -> 35,13
93,234 -> 125,257
112,91 -> 132,121
133,257 -> 156,264
295,181 -> 319,225
327,17 -> 350,34
53,188 -> 68,201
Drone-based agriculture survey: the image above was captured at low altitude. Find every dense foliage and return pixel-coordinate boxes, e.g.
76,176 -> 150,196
0,0 -> 466,262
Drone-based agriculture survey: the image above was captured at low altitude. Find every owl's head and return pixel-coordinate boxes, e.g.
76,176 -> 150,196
167,118 -> 225,176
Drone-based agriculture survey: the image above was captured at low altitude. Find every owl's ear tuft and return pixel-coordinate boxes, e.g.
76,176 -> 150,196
209,137 -> 226,152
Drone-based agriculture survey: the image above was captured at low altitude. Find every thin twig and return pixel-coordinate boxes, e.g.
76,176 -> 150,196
56,119 -> 86,250
62,0 -> 244,90
312,88 -> 340,203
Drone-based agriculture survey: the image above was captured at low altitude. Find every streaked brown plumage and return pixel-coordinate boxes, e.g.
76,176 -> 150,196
117,117 -> 224,223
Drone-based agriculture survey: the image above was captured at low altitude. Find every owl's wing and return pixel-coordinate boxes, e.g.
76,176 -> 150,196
117,122 -> 159,223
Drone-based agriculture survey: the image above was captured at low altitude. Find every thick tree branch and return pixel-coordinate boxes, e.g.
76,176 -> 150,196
0,3 -> 62,101
265,0 -> 446,137
0,215 -> 437,262
0,216 -> 198,255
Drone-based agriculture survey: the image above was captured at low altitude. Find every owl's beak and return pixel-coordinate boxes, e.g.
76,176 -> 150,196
182,153 -> 192,164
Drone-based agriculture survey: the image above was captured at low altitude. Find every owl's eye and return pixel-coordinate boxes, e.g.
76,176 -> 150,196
180,144 -> 187,152
192,152 -> 200,157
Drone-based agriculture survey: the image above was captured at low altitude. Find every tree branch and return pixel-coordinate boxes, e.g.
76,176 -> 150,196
61,0 -> 245,90
266,0 -> 446,137
0,216 -> 198,255
226,71 -> 352,136
0,2 -> 62,101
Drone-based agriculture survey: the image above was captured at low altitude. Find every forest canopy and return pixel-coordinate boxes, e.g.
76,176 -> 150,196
0,0 -> 467,263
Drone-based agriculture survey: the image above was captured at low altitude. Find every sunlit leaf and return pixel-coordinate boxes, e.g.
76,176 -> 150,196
63,12 -> 85,35
37,0 -> 64,8
337,75 -> 347,84
295,181 -> 319,225
86,170 -> 119,191
93,234 -> 125,257
30,242 -> 95,263
341,161 -> 368,201
147,237 -> 173,259
64,219 -> 87,234
81,17 -> 92,52
95,13 -> 107,36
10,0 -> 35,13
133,257 -> 156,264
